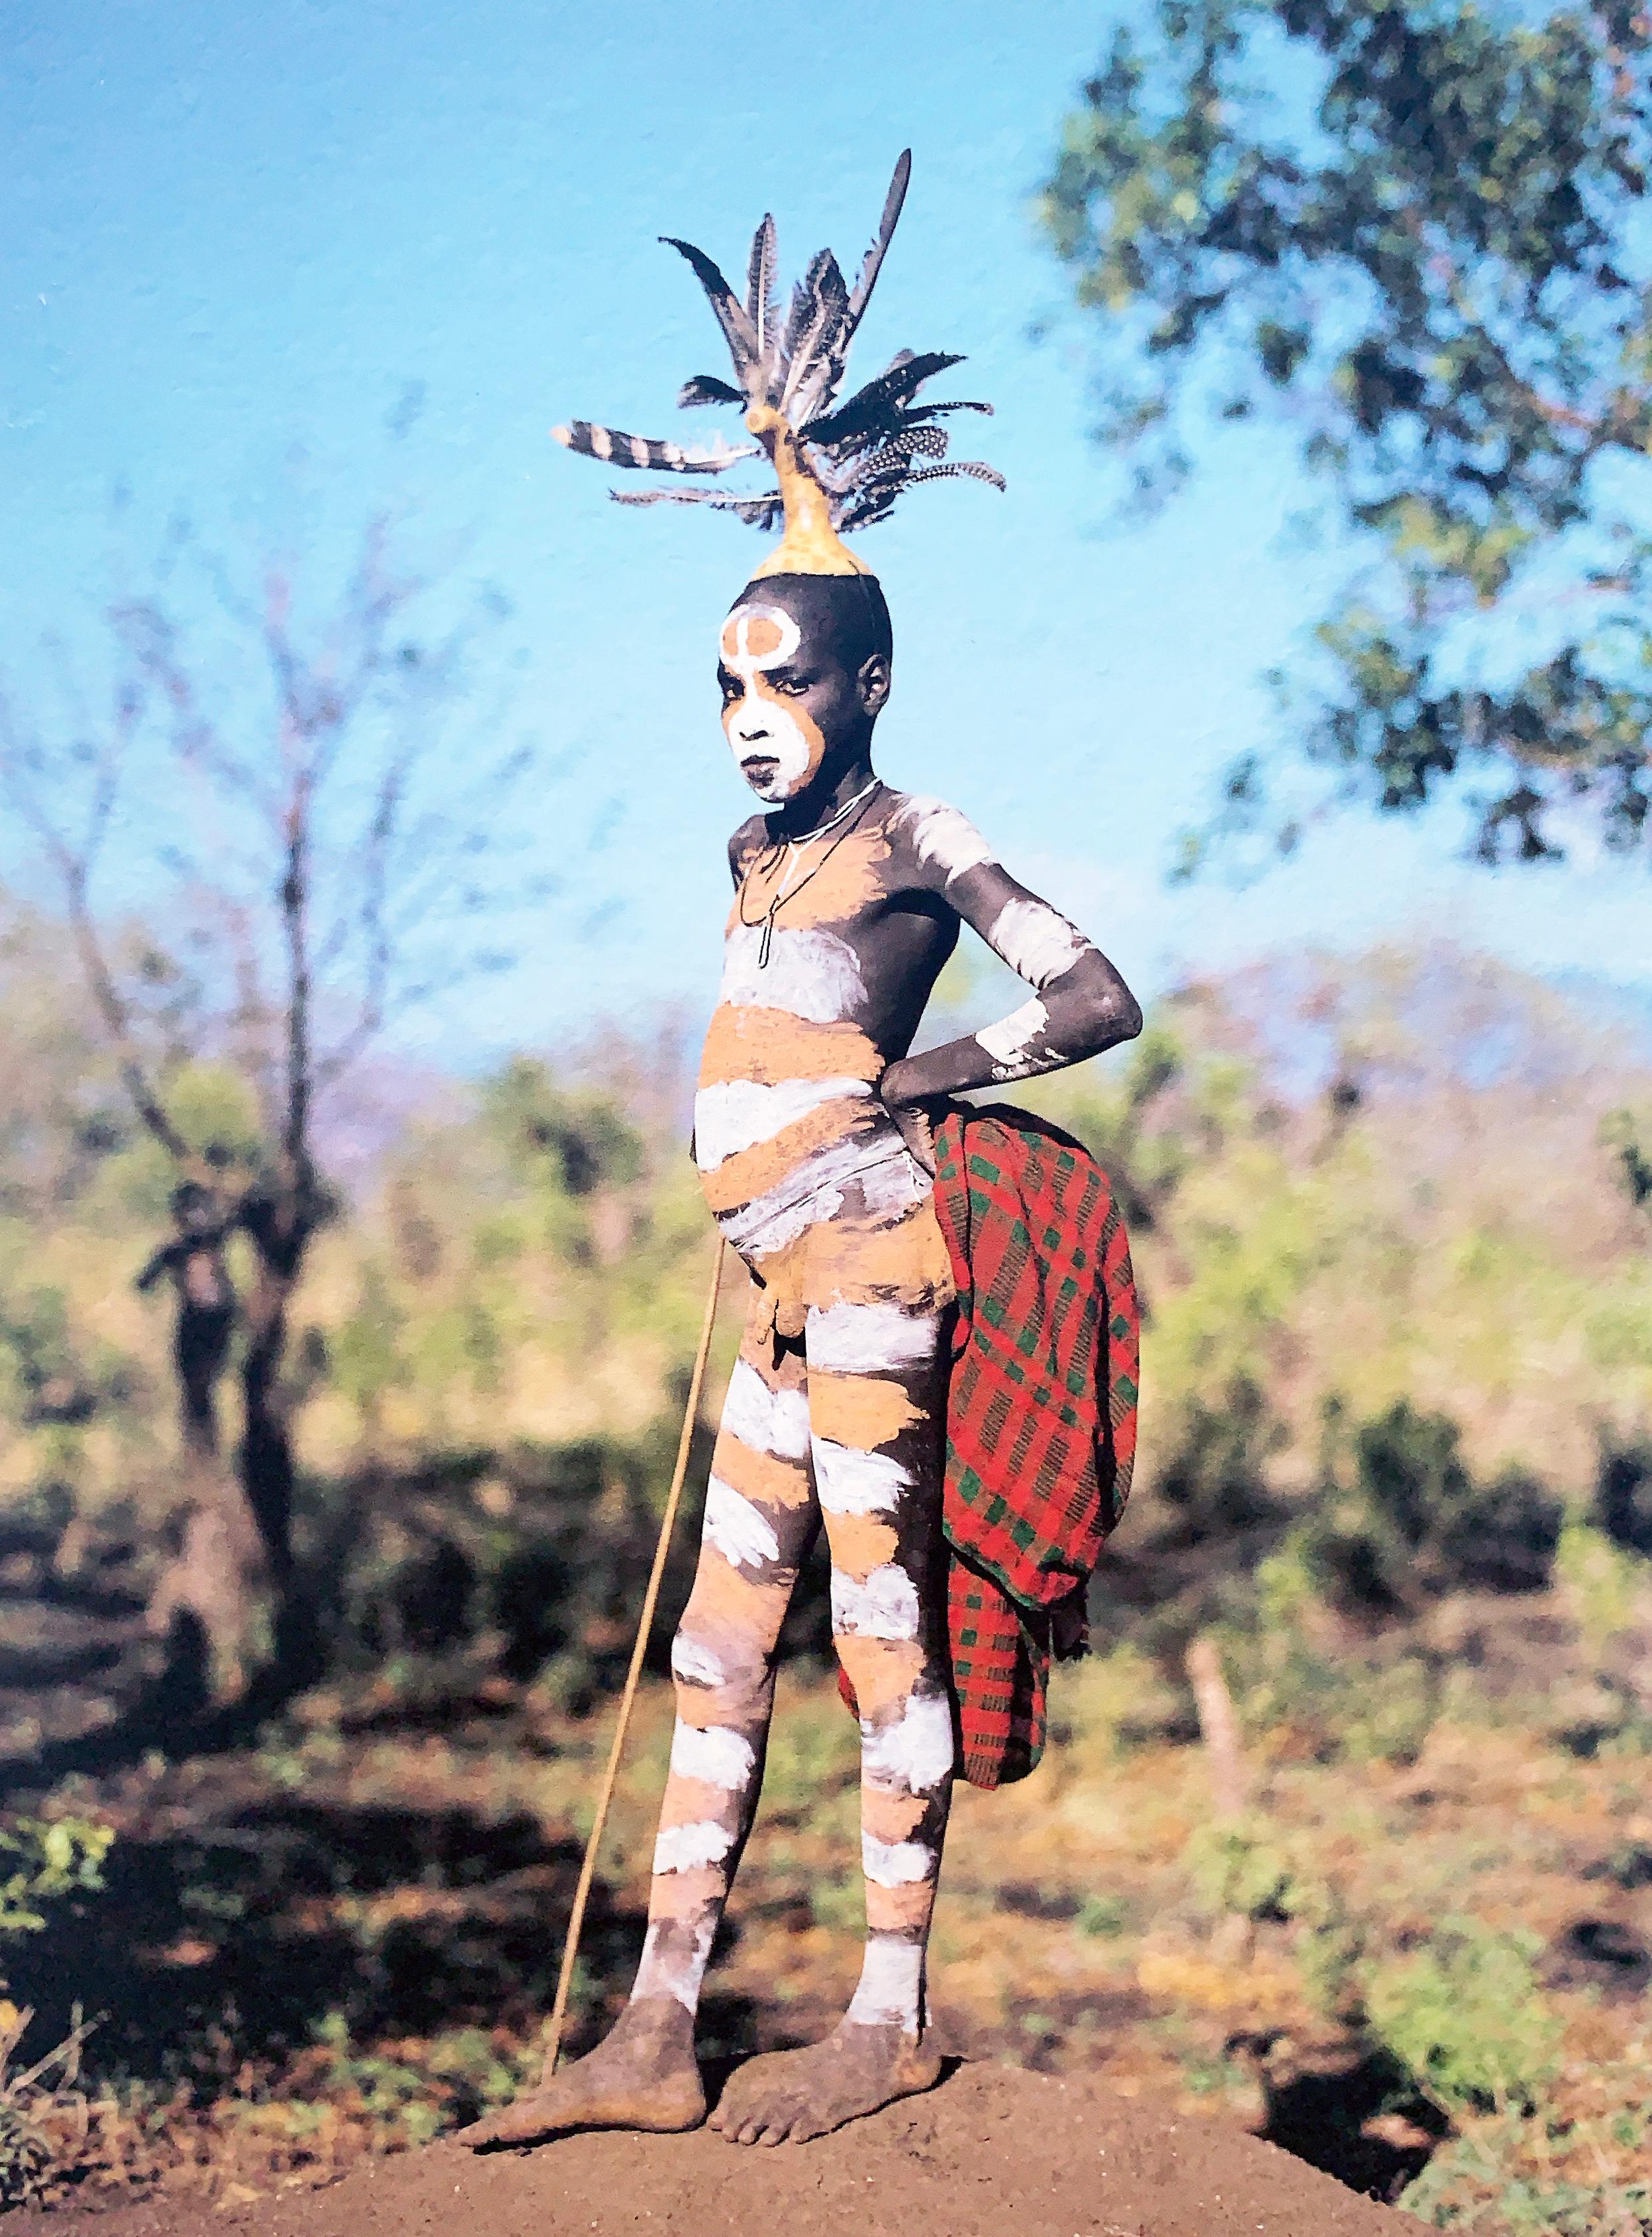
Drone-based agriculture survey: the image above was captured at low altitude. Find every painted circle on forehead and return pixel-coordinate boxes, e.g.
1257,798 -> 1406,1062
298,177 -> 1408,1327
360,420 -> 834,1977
720,604 -> 800,675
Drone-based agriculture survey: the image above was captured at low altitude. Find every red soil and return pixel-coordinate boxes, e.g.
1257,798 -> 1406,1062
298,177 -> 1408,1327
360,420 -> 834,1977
28,2061 -> 1402,2237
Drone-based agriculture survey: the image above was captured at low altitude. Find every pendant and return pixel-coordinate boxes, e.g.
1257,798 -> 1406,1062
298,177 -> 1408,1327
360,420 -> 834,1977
758,902 -> 777,968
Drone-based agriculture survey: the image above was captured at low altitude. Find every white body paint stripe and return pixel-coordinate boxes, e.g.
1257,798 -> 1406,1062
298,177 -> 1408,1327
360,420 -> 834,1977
669,1718 -> 757,1789
721,1357 -> 812,1461
694,1074 -> 877,1171
634,1916 -> 716,2009
846,1935 -> 924,2026
671,1633 -> 726,1688
987,897 -> 1090,989
975,995 -> 1049,1068
704,1474 -> 782,1570
715,1133 -> 922,1255
832,1562 -> 922,1640
718,924 -> 867,1022
861,1691 -> 955,1793
813,1438 -> 913,1517
806,1299 -> 942,1375
861,1832 -> 934,1886
654,1819 -> 735,1873
893,793 -> 995,883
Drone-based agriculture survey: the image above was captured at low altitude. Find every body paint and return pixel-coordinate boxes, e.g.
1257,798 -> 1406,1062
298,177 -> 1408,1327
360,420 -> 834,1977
720,605 -> 827,804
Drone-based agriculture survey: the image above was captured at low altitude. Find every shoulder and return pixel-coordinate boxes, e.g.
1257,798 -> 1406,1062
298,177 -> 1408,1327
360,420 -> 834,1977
726,813 -> 773,881
883,790 -> 998,887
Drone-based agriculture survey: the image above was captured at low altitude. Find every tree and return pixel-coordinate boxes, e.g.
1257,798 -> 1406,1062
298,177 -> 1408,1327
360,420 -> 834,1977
0,517 -> 535,1696
1041,0 -> 1652,868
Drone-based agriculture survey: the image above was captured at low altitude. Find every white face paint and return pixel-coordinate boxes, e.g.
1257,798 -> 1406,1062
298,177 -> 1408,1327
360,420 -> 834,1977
719,603 -> 824,803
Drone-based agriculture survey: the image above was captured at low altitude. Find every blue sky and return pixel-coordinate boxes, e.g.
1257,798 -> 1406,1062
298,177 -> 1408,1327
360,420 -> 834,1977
5,0 -> 1649,1071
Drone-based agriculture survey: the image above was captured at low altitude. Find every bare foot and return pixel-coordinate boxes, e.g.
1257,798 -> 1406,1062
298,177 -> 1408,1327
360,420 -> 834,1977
708,2019 -> 942,2146
456,1999 -> 705,2149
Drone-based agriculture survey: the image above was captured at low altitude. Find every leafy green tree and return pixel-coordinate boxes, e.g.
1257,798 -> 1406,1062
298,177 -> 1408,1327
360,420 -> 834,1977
1042,0 -> 1652,867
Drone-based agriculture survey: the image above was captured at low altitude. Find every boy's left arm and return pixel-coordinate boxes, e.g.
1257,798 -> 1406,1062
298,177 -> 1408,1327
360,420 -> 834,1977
880,807 -> 1141,1111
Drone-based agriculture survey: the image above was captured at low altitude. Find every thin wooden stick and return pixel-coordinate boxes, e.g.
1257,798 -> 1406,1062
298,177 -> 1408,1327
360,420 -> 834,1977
543,1235 -> 727,2073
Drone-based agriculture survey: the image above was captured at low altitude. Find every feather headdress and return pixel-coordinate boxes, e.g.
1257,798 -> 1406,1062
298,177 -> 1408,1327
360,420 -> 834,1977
552,152 -> 1003,579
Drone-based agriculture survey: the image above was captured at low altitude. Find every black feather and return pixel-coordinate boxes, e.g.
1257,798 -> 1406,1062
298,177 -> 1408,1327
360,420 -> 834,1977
838,149 -> 910,348
677,374 -> 746,410
802,353 -> 967,447
660,236 -> 758,381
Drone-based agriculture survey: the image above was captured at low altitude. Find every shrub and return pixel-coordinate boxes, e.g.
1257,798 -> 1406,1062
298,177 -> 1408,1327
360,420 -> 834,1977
1361,1918 -> 1561,2114
1312,1401 -> 1563,1613
0,1814 -> 112,2205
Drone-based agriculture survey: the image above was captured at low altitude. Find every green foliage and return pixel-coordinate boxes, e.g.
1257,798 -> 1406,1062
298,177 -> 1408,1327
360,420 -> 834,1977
1310,1399 -> 1562,1611
1186,1816 -> 1300,1922
1554,1517 -> 1651,1652
0,1818 -> 113,1942
1404,2111 -> 1652,2237
1362,1917 -> 1562,2113
1043,0 -> 1652,865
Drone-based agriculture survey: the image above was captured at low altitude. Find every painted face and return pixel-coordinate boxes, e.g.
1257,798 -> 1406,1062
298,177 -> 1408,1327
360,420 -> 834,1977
717,603 -> 828,805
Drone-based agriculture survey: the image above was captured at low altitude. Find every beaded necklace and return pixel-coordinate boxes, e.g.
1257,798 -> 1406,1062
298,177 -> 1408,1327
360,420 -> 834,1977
737,777 -> 885,968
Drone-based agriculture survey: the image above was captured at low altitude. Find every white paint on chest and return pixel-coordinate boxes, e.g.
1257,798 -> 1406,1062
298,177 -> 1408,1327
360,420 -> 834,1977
894,793 -> 995,883
987,897 -> 1089,989
718,923 -> 867,1022
704,1474 -> 782,1571
694,1073 -> 876,1171
721,1357 -> 812,1462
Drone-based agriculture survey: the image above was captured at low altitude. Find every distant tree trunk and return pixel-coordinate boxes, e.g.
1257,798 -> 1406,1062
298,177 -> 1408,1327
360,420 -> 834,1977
237,1168 -> 324,1596
239,1248 -> 299,1585
1186,1634 -> 1249,1822
139,1199 -> 264,1697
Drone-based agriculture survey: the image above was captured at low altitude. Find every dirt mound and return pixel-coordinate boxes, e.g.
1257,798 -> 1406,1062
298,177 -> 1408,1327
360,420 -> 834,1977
27,2061 -> 1402,2236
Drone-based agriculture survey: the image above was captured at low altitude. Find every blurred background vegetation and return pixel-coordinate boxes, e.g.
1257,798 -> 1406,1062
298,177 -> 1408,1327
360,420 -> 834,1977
3,923 -> 1651,2230
7,0 -> 1652,2230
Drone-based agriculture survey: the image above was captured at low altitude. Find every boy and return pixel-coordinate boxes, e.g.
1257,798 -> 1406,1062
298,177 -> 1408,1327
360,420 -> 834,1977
462,159 -> 1140,2152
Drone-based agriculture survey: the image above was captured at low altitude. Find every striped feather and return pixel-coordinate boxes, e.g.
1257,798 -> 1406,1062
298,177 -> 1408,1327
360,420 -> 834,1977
553,421 -> 757,474
612,486 -> 782,526
746,214 -> 781,397
554,154 -> 1003,539
779,250 -> 850,417
900,460 -> 1008,490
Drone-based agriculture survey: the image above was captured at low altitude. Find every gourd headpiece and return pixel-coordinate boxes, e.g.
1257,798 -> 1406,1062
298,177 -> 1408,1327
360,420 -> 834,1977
552,152 -> 1003,579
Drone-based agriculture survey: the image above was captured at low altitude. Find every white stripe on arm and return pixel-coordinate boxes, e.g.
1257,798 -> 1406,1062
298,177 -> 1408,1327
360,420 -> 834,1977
882,817 -> 1140,1102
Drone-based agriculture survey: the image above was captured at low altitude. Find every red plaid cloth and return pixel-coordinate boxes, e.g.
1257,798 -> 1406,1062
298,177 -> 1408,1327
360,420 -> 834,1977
839,1103 -> 1140,1788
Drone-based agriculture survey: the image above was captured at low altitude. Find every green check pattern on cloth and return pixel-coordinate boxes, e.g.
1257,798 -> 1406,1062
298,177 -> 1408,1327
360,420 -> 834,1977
930,1103 -> 1138,1787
